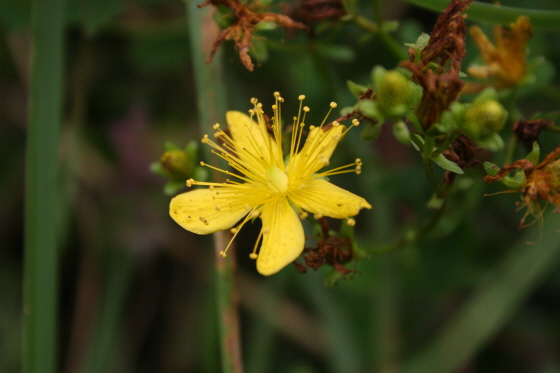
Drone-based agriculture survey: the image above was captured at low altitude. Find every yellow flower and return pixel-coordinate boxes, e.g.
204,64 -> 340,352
464,16 -> 533,93
170,93 -> 371,275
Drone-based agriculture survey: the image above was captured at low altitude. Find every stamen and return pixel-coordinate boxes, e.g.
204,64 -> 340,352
347,218 -> 356,226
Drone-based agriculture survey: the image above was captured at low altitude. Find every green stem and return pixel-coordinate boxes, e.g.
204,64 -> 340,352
403,0 -> 560,29
186,2 -> 244,373
422,135 -> 441,194
23,0 -> 66,372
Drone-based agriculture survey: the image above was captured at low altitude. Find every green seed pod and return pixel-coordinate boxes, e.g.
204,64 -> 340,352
160,150 -> 192,179
376,70 -> 412,116
463,99 -> 507,138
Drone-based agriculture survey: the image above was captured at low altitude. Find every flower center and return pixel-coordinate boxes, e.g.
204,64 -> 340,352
266,165 -> 289,194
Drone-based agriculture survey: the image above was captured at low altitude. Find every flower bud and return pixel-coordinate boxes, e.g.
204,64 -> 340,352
376,69 -> 412,116
463,99 -> 507,138
160,150 -> 192,179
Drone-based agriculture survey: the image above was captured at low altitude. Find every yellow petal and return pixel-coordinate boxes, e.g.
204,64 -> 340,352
256,197 -> 305,276
226,111 -> 281,174
170,188 -> 251,234
288,124 -> 345,176
289,178 -> 371,219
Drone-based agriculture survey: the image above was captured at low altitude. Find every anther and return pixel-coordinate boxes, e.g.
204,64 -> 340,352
299,95 -> 306,100
200,161 -> 205,166
314,213 -> 324,219
347,218 -> 356,226
352,119 -> 360,126
299,211 -> 308,219
249,253 -> 258,259
272,104 -> 277,110
202,135 -> 209,143
213,123 -> 220,129
230,227 -> 238,234
220,251 -> 227,257
330,102 -> 337,108
274,91 -> 280,97
215,205 -> 221,211
186,178 -> 195,187
303,106 -> 310,112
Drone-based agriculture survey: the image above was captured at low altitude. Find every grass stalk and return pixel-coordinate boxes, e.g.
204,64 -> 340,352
402,212 -> 560,373
23,0 -> 66,372
404,0 -> 560,29
186,2 -> 244,372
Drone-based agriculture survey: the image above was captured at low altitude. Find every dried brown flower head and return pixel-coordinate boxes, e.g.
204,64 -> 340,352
295,218 -> 355,275
464,16 -> 533,93
513,119 -> 554,149
484,146 -> 560,228
287,0 -> 346,26
401,0 -> 473,130
442,135 -> 481,184
200,0 -> 306,71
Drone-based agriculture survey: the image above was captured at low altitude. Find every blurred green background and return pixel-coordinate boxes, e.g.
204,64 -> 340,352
3,0 -> 560,372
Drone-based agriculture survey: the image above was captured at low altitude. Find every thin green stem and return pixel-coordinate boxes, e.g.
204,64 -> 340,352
186,2 -> 244,373
23,0 -> 65,372
403,0 -> 560,29
422,135 -> 441,194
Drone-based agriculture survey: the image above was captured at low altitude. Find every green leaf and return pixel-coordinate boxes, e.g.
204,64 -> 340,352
410,133 -> 424,152
346,80 -> 369,98
483,162 -> 501,176
526,141 -> 540,165
432,153 -> 464,174
402,0 -> 560,30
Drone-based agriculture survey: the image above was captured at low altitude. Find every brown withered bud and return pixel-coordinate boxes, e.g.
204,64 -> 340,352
483,146 -> 560,228
401,0 -> 473,130
442,135 -> 481,184
513,119 -> 554,149
294,218 -> 354,275
200,0 -> 306,71
287,0 -> 346,26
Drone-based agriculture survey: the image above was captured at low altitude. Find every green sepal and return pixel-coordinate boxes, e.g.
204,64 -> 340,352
347,80 -> 369,98
361,122 -> 382,141
432,153 -> 464,174
526,141 -> 540,165
484,162 -> 501,176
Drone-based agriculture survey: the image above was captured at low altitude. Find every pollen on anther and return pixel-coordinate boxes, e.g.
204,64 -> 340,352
186,178 -> 194,187
220,251 -> 227,257
298,95 -> 305,101
249,253 -> 258,259
347,218 -> 356,226
230,227 -> 238,234
352,119 -> 360,126
330,102 -> 337,108
202,135 -> 209,143
200,161 -> 205,166
303,106 -> 310,112
213,123 -> 220,130
274,91 -> 280,97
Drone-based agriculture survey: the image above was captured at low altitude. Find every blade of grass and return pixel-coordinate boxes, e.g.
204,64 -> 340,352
186,2 -> 244,372
404,0 -> 560,29
23,0 -> 66,372
402,212 -> 560,373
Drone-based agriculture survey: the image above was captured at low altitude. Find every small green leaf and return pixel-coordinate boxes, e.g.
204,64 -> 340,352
484,162 -> 501,176
432,153 -> 464,174
526,141 -> 540,165
410,134 -> 424,152
361,123 -> 382,141
347,80 -> 369,98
